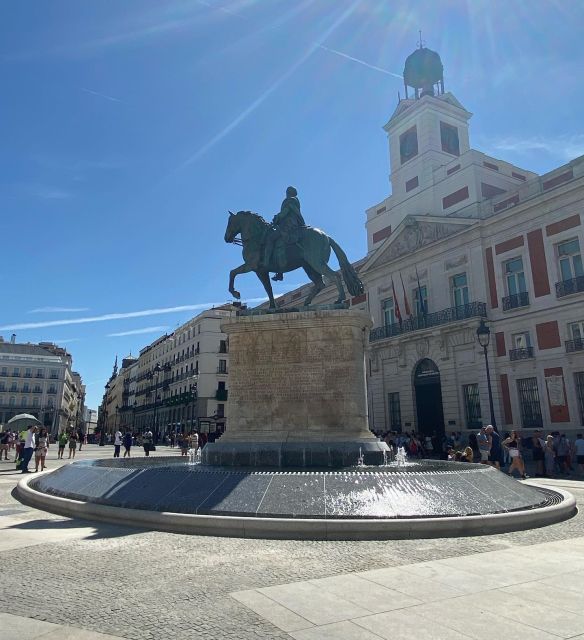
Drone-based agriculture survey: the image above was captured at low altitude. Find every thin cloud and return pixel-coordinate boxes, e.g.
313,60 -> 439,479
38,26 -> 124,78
54,338 -> 82,344
37,187 -> 73,200
176,1 -> 362,170
81,88 -> 123,103
487,134 -> 584,162
108,326 -> 170,338
0,298 -> 268,331
29,307 -> 89,314
318,45 -> 402,79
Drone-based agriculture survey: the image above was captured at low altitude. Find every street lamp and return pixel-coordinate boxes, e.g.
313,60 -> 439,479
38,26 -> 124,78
476,319 -> 497,428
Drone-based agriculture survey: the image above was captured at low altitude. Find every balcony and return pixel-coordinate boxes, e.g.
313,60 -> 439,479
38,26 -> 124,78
35,373 -> 44,378
502,291 -> 529,311
47,389 -> 57,395
509,347 -> 535,361
556,276 -> 584,298
215,389 -> 228,401
566,338 -> 584,353
369,301 -> 487,343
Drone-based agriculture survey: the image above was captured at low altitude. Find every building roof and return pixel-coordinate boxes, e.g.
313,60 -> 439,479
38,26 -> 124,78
0,342 -> 61,358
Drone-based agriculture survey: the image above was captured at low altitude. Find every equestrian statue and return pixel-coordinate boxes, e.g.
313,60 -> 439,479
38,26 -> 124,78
225,186 -> 364,309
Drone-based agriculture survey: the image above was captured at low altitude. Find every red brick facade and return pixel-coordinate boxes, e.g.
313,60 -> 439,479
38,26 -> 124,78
536,321 -> 561,349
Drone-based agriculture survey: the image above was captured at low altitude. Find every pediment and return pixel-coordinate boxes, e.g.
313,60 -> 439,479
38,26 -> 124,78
363,215 -> 477,272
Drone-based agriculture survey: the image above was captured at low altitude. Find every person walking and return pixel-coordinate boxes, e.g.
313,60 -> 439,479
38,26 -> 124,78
68,431 -> 78,459
486,425 -> 503,469
57,430 -> 68,459
34,427 -> 49,472
142,430 -> 153,456
532,430 -> 545,477
113,429 -> 122,458
544,435 -> 556,477
477,427 -> 491,464
503,430 -> 526,479
0,430 -> 9,461
20,425 -> 37,473
122,431 -> 132,458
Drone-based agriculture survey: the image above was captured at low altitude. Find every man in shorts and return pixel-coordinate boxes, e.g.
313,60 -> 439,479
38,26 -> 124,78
477,426 -> 491,464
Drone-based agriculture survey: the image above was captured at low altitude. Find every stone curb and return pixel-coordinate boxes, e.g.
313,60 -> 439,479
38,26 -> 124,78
15,474 -> 577,541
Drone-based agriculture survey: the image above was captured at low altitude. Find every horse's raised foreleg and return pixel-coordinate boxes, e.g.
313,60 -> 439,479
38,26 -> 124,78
229,263 -> 253,300
256,268 -> 277,309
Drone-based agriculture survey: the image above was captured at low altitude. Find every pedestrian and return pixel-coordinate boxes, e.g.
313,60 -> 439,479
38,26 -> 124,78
123,431 -> 132,458
77,429 -> 85,451
532,430 -> 545,477
544,435 -> 556,477
461,446 -> 474,463
574,433 -> 584,475
0,430 -> 9,461
477,426 -> 491,465
34,427 -> 49,472
142,430 -> 153,456
180,433 -> 189,457
113,429 -> 122,457
486,425 -> 503,469
68,431 -> 78,459
57,430 -> 68,459
20,425 -> 37,473
503,430 -> 526,479
556,434 -> 571,474
468,432 -> 479,462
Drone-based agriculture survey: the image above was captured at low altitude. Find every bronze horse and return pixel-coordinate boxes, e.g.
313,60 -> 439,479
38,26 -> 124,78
225,211 -> 364,309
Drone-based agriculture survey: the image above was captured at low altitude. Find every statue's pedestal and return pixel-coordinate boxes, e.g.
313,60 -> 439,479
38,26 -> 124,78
202,309 -> 388,467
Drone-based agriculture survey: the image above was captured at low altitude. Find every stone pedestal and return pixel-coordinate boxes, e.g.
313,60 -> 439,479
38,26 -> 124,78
202,309 -> 388,467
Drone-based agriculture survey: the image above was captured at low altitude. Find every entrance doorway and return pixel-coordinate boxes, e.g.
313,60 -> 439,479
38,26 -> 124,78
413,358 -> 445,438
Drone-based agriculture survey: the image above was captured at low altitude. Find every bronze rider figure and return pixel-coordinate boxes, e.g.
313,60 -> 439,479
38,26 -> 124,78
262,186 -> 306,281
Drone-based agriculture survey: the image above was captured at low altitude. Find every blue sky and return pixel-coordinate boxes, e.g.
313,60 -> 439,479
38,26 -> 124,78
1,0 -> 583,408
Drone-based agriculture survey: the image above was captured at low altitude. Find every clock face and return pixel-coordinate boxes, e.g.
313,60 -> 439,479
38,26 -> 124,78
400,126 -> 418,165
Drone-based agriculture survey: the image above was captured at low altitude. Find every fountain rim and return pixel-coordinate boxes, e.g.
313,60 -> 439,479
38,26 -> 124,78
15,472 -> 576,541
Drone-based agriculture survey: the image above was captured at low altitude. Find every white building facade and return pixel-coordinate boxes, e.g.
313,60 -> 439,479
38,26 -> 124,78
272,46 -> 584,438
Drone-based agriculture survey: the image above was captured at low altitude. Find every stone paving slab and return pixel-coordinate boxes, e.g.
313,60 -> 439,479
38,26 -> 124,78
0,613 -> 124,640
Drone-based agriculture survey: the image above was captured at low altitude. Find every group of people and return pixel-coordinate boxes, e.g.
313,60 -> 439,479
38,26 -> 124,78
9,424 -> 49,473
112,430 -> 155,458
531,430 -> 584,478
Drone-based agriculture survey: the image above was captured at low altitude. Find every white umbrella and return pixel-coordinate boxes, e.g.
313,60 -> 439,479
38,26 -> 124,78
7,413 -> 42,430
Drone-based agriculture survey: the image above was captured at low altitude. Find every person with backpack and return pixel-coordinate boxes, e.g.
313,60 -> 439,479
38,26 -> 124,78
123,431 -> 133,458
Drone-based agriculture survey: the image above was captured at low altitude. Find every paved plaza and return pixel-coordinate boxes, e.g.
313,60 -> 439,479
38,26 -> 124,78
1,445 -> 584,640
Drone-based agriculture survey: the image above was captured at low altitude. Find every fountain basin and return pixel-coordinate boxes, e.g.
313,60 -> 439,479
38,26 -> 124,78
16,458 -> 576,539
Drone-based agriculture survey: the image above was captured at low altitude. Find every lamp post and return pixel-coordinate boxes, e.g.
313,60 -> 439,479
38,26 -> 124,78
476,319 -> 497,428
150,363 -> 163,442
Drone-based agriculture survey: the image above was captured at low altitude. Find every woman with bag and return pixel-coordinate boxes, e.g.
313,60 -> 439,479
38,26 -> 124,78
34,427 -> 49,472
503,430 -> 526,479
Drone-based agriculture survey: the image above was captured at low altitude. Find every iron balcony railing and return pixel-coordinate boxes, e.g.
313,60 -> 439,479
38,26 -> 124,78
556,276 -> 584,298
502,291 -> 529,311
369,301 -> 487,342
509,347 -> 535,361
566,338 -> 584,353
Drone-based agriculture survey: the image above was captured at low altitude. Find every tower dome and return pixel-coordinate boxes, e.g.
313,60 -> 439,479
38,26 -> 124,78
403,45 -> 444,99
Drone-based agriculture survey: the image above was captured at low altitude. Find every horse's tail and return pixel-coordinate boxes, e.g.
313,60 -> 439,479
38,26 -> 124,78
329,238 -> 364,297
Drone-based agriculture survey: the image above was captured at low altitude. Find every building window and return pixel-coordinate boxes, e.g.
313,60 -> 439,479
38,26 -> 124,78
21,396 -> 28,407
463,384 -> 482,428
575,372 -> 584,426
505,257 -> 526,295
388,392 -> 401,432
557,238 -> 583,281
1,367 -> 7,376
218,360 -> 227,374
216,404 -> 225,418
451,273 -> 469,307
10,383 -> 17,392
13,368 -> 20,377
569,321 -> 584,341
24,368 -> 32,378
50,369 -> 58,379
517,377 -> 543,427
413,285 -> 428,316
0,383 -> 4,392
512,332 -> 531,350
33,397 -> 39,407
219,340 -> 228,353
9,396 -> 15,406
399,126 -> 418,164
382,298 -> 395,327
440,121 -> 460,156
